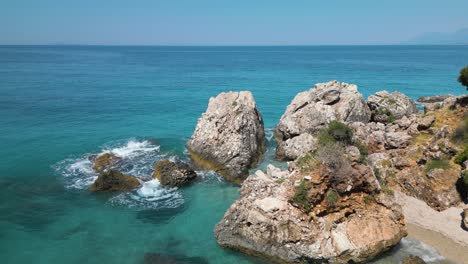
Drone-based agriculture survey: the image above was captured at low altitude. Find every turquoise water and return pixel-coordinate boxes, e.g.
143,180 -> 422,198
0,45 -> 467,263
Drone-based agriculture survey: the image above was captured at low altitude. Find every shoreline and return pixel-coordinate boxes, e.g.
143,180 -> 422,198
407,224 -> 468,264
396,192 -> 468,263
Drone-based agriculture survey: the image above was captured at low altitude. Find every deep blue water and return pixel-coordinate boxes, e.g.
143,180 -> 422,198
0,45 -> 467,264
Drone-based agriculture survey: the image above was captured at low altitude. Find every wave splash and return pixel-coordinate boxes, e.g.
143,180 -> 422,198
53,139 -> 182,210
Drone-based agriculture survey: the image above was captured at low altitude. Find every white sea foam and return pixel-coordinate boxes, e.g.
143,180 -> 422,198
110,179 -> 184,209
265,127 -> 274,142
103,140 -> 160,158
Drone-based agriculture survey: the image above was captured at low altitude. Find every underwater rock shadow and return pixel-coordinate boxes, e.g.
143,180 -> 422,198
136,204 -> 187,225
143,253 -> 209,264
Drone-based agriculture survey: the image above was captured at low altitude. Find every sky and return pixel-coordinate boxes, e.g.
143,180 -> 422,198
1,0 -> 468,45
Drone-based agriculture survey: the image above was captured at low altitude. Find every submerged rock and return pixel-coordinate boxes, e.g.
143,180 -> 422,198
402,255 -> 426,264
275,80 -> 370,160
90,169 -> 140,192
152,159 -> 197,187
143,253 -> 209,264
367,91 -> 418,120
92,152 -> 121,173
215,162 -> 406,263
187,91 -> 265,183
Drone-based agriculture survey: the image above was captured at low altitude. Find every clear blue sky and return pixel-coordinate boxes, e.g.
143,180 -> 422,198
1,0 -> 467,45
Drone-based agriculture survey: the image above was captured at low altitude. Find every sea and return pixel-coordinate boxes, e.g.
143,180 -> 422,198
0,45 -> 467,264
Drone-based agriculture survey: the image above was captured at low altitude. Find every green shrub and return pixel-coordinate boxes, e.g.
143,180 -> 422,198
451,115 -> 468,145
291,180 -> 311,212
425,159 -> 452,172
462,170 -> 468,186
454,147 -> 468,165
382,187 -> 394,196
354,140 -> 368,163
374,108 -> 396,123
327,120 -> 353,144
325,189 -> 339,206
458,66 -> 468,90
317,129 -> 336,146
363,195 -> 372,205
296,152 -> 318,173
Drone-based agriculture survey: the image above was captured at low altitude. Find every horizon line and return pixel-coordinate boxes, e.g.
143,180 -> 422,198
0,43 -> 467,47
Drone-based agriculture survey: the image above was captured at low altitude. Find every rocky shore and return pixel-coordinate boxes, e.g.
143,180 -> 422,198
86,80 -> 467,263
212,81 -> 467,263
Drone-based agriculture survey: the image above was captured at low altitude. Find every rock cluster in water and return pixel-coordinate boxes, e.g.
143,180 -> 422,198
187,91 -> 266,183
85,80 -> 467,263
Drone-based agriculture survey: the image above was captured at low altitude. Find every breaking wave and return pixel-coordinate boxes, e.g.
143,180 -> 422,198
53,139 -> 182,210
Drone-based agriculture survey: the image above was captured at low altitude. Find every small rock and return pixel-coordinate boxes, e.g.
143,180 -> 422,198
402,255 -> 426,264
303,175 -> 312,181
417,115 -> 435,130
152,159 -> 197,187
90,169 -> 140,192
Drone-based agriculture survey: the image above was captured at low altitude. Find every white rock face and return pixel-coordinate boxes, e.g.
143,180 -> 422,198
276,133 -> 317,160
367,90 -> 418,120
187,91 -> 265,183
275,81 -> 371,160
214,167 -> 406,263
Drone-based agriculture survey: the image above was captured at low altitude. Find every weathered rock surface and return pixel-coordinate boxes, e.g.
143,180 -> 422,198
275,133 -> 317,160
187,91 -> 265,183
368,91 -> 418,120
92,153 -> 121,173
275,81 -> 370,160
90,169 -> 140,192
215,165 -> 406,263
418,94 -> 468,113
152,159 -> 197,187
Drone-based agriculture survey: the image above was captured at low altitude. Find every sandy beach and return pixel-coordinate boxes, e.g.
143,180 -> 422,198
396,192 -> 468,264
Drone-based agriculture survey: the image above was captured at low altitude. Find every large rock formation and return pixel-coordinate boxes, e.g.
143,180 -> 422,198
187,91 -> 265,183
352,97 -> 467,211
152,159 -> 197,187
275,81 -> 371,160
367,91 -> 418,121
90,169 -> 140,192
215,162 -> 406,263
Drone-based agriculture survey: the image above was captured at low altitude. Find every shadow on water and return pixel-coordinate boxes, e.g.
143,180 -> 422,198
0,176 -> 68,232
136,204 -> 187,225
143,253 -> 209,264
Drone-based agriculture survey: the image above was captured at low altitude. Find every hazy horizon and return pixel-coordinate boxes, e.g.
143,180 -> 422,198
1,0 -> 468,46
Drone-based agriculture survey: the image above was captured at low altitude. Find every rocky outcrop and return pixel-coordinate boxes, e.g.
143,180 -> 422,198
418,94 -> 468,112
275,81 -> 370,160
152,159 -> 197,187
215,163 -> 406,263
92,153 -> 121,173
187,91 -> 265,183
90,169 -> 140,192
367,91 -> 418,120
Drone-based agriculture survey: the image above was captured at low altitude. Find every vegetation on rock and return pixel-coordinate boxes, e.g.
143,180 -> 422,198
458,66 -> 468,90
454,146 -> 468,165
424,159 -> 452,172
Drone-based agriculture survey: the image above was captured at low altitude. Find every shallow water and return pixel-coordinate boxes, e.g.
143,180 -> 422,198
1,45 -> 467,263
